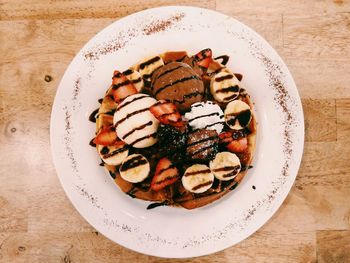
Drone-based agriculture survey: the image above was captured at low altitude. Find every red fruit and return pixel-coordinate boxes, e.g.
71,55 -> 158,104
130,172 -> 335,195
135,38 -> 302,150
193,48 -> 213,68
227,137 -> 248,153
112,70 -> 137,102
94,125 -> 117,146
150,100 -> 182,126
151,158 -> 179,191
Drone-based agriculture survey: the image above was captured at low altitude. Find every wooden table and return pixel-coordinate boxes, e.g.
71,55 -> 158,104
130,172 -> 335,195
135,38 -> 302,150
1,1 -> 349,262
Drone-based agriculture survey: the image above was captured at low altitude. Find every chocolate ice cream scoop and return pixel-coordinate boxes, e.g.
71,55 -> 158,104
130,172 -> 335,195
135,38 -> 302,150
151,62 -> 204,112
186,129 -> 219,162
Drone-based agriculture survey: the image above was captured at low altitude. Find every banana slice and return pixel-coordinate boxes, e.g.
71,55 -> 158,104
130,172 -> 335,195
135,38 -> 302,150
182,164 -> 214,194
138,55 -> 164,81
210,70 -> 242,103
210,152 -> 241,181
123,69 -> 144,92
119,154 -> 150,183
224,100 -> 252,130
97,144 -> 129,166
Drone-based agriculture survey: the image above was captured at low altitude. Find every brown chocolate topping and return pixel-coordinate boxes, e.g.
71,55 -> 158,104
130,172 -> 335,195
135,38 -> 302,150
116,94 -> 149,112
212,165 -> 240,173
192,180 -> 213,191
188,112 -> 220,123
187,135 -> 218,147
115,107 -> 149,126
120,155 -> 147,172
216,85 -> 239,94
172,92 -> 203,104
215,74 -> 233,82
185,169 -> 211,176
122,121 -> 153,140
139,56 -> 160,70
89,108 -> 99,123
103,146 -> 128,158
129,132 -> 157,146
214,55 -> 230,65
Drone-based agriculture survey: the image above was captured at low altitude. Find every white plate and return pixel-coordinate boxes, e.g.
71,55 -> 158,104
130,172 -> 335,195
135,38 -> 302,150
50,6 -> 304,258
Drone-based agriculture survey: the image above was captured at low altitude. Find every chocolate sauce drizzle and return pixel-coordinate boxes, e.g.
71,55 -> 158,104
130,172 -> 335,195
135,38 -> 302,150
215,74 -> 233,82
89,108 -> 99,123
216,85 -> 239,94
192,180 -> 213,191
116,94 -> 149,112
122,121 -> 153,140
214,55 -> 230,65
187,135 -> 218,148
139,56 -> 161,70
129,132 -> 157,146
185,169 -> 211,176
103,146 -> 128,158
188,112 -> 220,123
120,155 -> 147,172
115,107 -> 149,126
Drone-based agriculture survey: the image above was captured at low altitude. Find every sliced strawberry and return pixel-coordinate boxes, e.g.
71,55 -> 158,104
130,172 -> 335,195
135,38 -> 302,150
112,70 -> 137,103
150,100 -> 182,126
193,48 -> 213,68
151,158 -> 179,191
227,137 -> 248,153
93,125 -> 117,146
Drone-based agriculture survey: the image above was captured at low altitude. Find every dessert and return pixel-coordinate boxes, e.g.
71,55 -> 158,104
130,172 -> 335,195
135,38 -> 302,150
90,49 -> 257,209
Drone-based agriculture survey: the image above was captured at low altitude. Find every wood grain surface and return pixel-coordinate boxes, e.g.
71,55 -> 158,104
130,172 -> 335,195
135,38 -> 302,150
1,0 -> 349,262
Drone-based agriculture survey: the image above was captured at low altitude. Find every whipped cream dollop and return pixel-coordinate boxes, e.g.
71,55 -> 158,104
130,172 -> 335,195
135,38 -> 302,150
185,101 -> 224,134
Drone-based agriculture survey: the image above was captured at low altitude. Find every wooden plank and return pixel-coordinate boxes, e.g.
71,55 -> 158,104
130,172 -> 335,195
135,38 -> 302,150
0,231 -> 315,263
0,0 -> 215,20
216,0 -> 350,15
285,58 -> 350,100
337,99 -> 350,141
317,230 -> 350,263
297,142 -> 350,187
303,99 -> 337,142
283,13 -> 350,60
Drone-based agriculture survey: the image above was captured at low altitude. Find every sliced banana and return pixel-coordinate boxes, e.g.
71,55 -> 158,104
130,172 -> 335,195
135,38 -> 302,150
182,164 -> 214,194
97,144 -> 128,166
119,154 -> 150,183
210,70 -> 242,103
138,55 -> 164,81
210,152 -> 241,181
123,69 -> 144,92
224,100 -> 252,130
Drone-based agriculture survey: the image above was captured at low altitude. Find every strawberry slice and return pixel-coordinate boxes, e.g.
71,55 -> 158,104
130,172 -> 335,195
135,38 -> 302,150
227,137 -> 248,153
93,125 -> 117,146
112,70 -> 137,103
193,48 -> 213,68
150,100 -> 182,126
151,158 -> 179,191
219,131 -> 233,145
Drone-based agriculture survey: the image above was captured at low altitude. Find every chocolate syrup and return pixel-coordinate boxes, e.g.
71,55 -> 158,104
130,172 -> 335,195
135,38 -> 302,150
192,180 -> 213,191
185,169 -> 211,176
139,56 -> 160,70
216,85 -> 239,94
89,108 -> 99,123
234,73 -> 243,81
103,146 -> 128,158
120,155 -> 147,172
188,112 -> 220,123
156,65 -> 183,80
112,80 -> 131,90
115,107 -> 149,126
122,121 -> 153,140
116,94 -> 149,112
89,138 -> 96,147
146,202 -> 167,210
215,74 -> 233,82
130,132 -> 157,146
100,146 -> 109,155
98,98 -> 103,104
214,55 -> 230,65
212,165 -> 240,172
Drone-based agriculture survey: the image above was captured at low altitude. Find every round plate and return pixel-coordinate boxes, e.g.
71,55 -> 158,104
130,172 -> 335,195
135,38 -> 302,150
50,6 -> 304,258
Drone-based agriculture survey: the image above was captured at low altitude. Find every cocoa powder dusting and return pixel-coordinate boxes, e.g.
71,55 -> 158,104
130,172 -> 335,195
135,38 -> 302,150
142,13 -> 185,35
